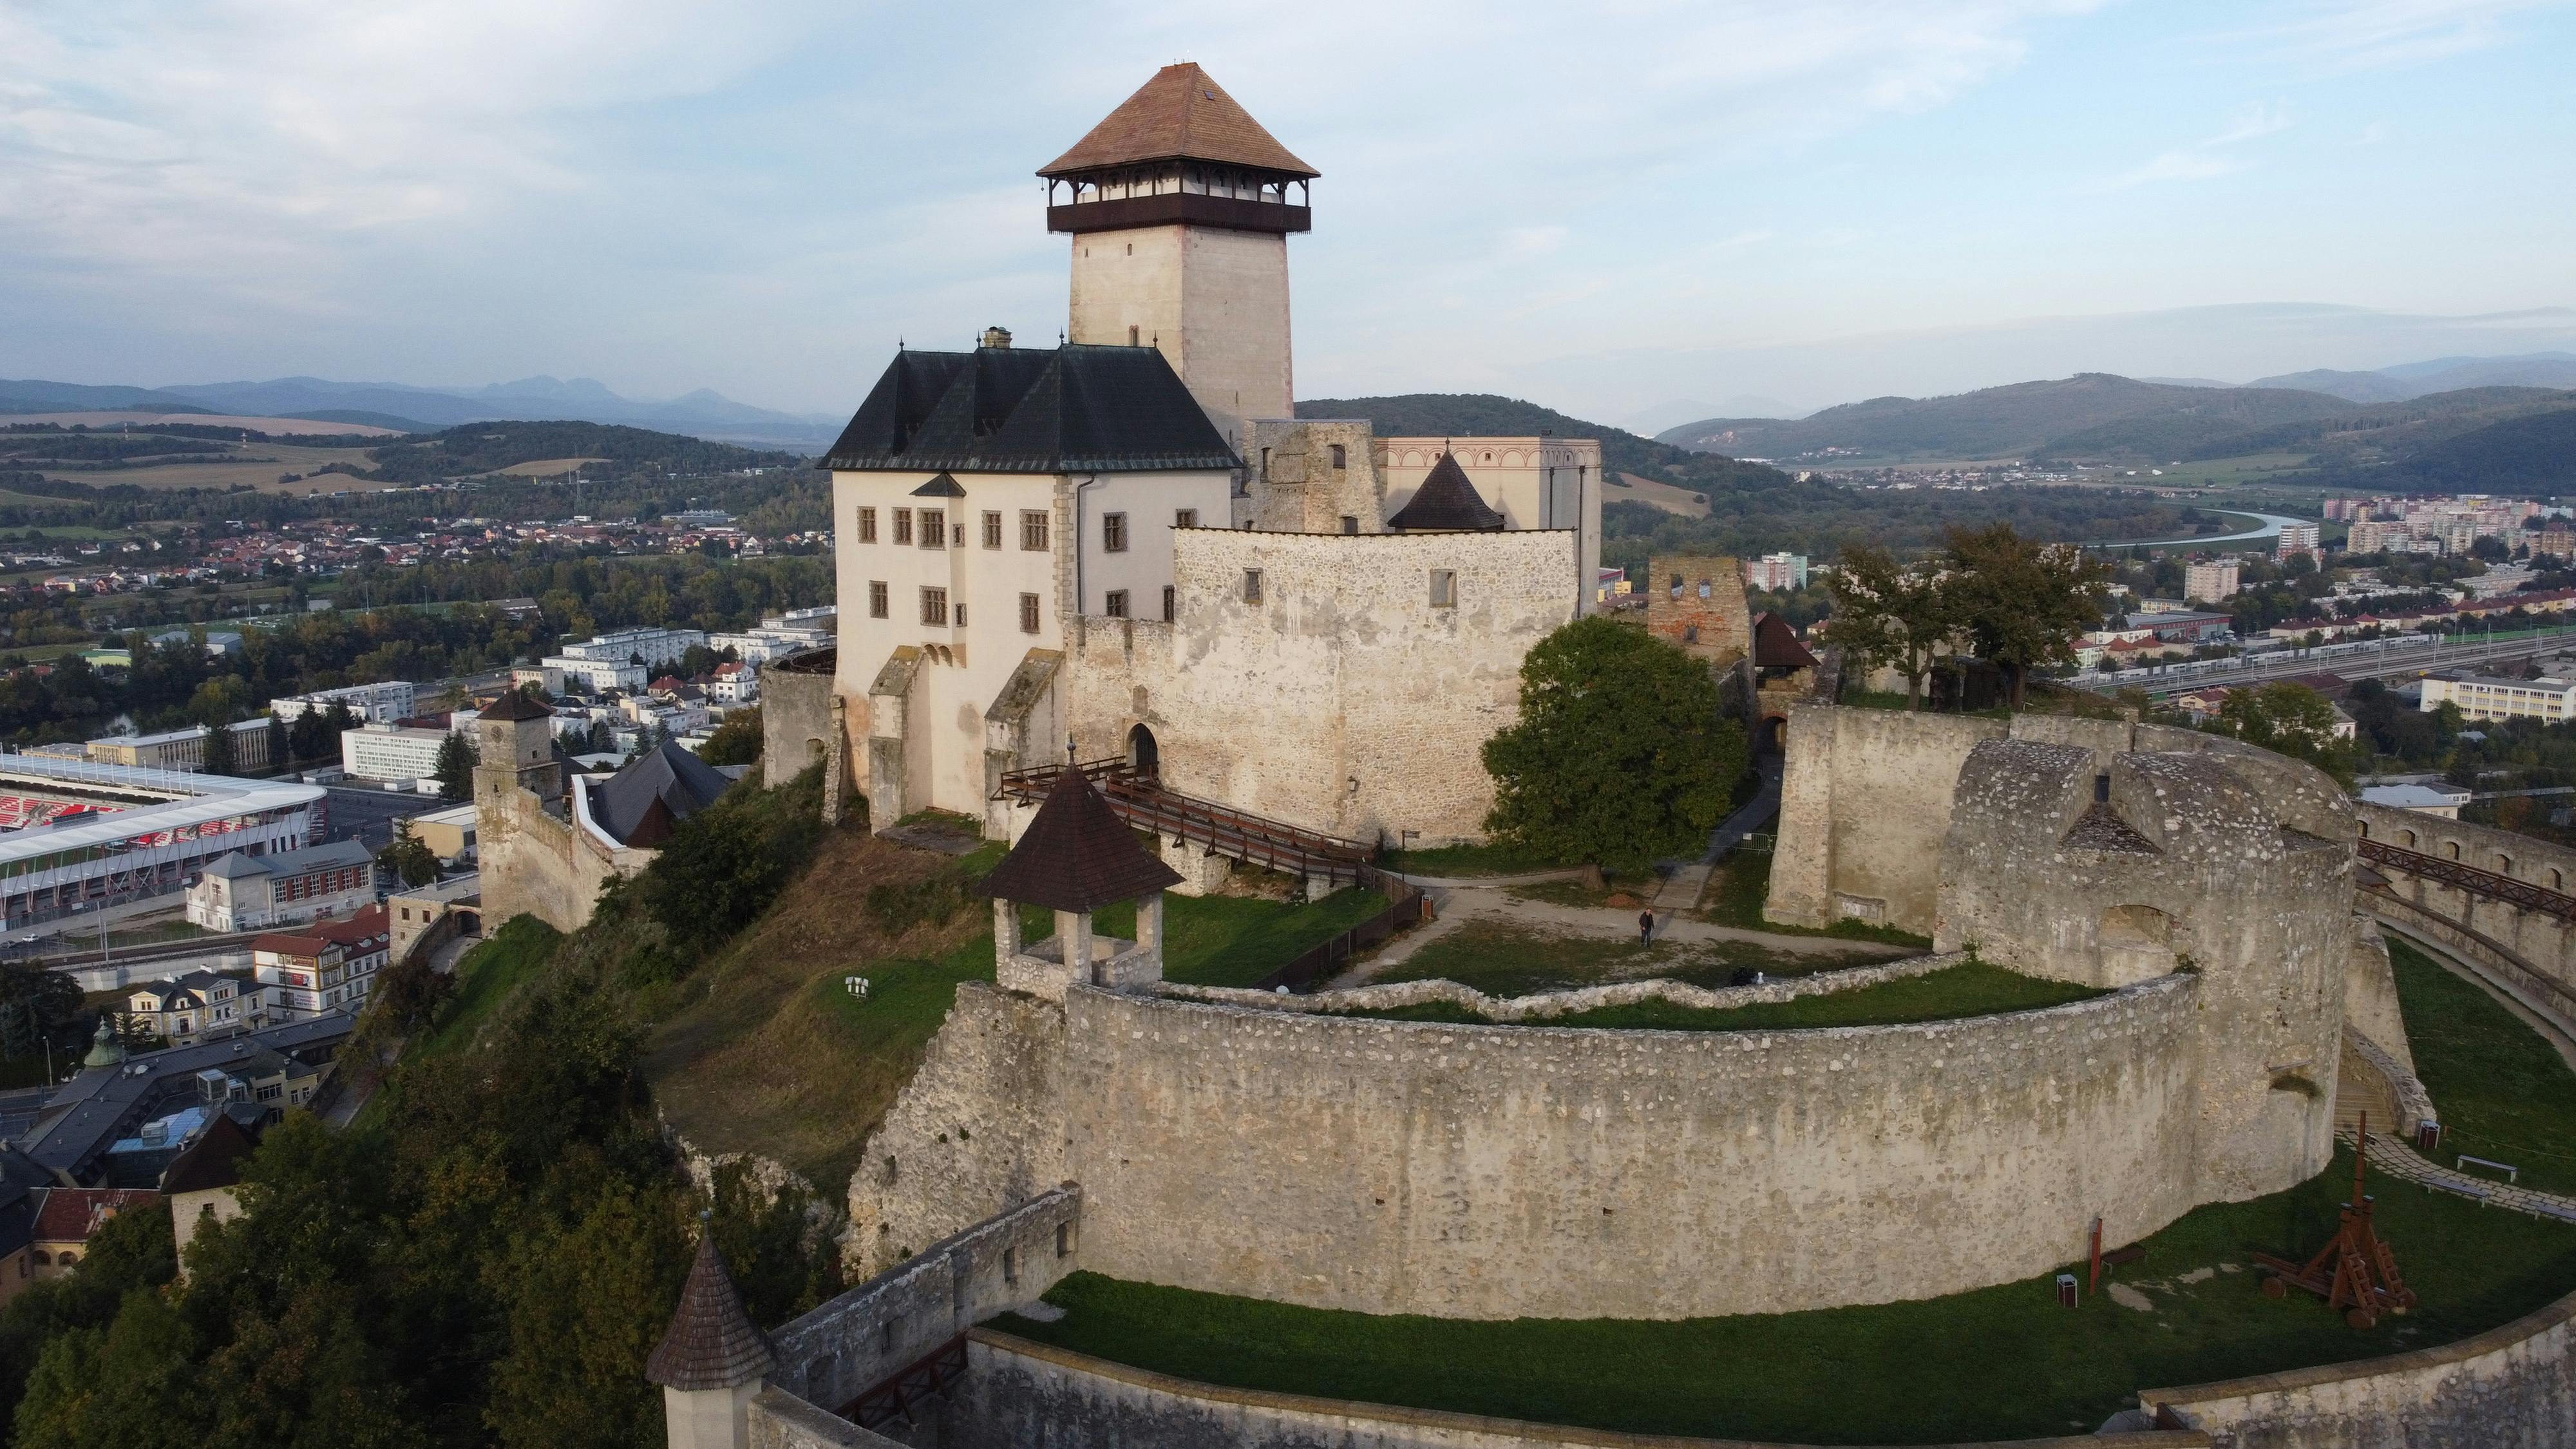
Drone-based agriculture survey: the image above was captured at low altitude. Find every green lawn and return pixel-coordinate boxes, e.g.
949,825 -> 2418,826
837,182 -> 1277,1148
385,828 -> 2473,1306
1698,839 -> 1933,948
1371,919 -> 1882,998
1337,960 -> 2099,1032
411,916 -> 562,1061
2389,937 -> 2576,1197
1379,840 -> 1574,877
998,1150 -> 2576,1444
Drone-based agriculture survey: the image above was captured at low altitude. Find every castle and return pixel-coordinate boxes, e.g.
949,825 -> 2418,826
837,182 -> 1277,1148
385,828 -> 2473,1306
787,62 -> 1604,851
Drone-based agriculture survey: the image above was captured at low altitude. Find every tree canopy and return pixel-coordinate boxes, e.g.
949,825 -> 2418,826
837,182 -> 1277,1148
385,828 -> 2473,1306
1481,616 -> 1747,869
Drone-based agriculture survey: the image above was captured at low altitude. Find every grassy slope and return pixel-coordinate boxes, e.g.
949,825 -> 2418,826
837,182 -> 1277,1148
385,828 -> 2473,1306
2389,936 -> 2576,1196
1001,1146 -> 2576,1444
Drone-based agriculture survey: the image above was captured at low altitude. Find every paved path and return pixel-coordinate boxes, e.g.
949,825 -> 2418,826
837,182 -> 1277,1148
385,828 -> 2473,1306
1651,753 -> 1786,929
2349,1130 -> 2576,1224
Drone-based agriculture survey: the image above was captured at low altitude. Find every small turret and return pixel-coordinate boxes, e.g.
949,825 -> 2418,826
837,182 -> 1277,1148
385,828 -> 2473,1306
646,1228 -> 775,1449
81,1016 -> 124,1070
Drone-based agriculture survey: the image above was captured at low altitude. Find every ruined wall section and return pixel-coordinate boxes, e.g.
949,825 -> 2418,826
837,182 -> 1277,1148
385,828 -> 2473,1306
1063,529 -> 1575,844
846,985 -> 1072,1279
759,649 -> 843,785
2354,801 -> 2576,1037
1766,705 -> 2007,931
1052,980 -> 2201,1321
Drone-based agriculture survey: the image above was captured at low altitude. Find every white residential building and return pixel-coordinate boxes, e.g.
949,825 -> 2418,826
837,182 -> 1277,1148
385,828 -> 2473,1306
2277,523 -> 2322,562
267,681 -> 416,725
186,839 -> 376,933
339,723 -> 455,785
2419,674 -> 2576,724
544,654 -> 647,694
558,627 -> 708,670
2183,560 -> 2241,603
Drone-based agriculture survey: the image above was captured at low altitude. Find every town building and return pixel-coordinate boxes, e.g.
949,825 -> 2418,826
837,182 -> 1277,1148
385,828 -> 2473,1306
558,627 -> 708,671
252,904 -> 390,1021
2276,522 -> 2322,564
544,652 -> 647,694
2536,524 -> 2576,562
184,838 -> 375,932
125,970 -> 254,1045
389,873 -> 480,967
1745,552 -> 1808,591
339,722 -> 456,784
269,681 -> 416,725
2183,558 -> 2241,603
28,1189 -> 156,1280
409,803 -> 478,862
17,1017 -> 350,1184
0,754 -> 325,931
2358,783 -> 2472,818
163,1114 -> 258,1278
82,718 -> 274,774
2418,674 -> 2576,724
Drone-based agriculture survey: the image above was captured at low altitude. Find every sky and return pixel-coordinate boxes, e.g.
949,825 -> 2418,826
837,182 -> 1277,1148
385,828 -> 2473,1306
3,0 -> 2573,430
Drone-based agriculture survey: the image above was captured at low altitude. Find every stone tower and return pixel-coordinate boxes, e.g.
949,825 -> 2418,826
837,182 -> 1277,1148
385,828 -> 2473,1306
1040,62 -> 1315,451
471,690 -> 558,804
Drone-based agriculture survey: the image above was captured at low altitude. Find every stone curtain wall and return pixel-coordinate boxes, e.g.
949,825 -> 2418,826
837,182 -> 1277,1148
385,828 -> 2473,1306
849,986 -> 1071,1278
475,782 -> 640,934
2354,800 -> 2576,1034
949,1331 -> 2204,1449
1054,980 -> 2200,1320
1767,705 -> 2007,931
759,650 -> 841,786
770,1186 -> 1082,1414
2137,1284 -> 2576,1448
746,1388 -> 905,1449
1061,527 -> 1579,844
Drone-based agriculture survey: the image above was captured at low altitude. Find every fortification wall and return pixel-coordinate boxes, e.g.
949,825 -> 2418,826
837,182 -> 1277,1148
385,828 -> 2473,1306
1060,528 -> 1577,844
1767,705 -> 2006,931
2138,1283 -> 2576,1447
760,650 -> 843,784
2356,802 -> 2576,1034
951,1331 -> 2199,1449
473,782 -> 643,934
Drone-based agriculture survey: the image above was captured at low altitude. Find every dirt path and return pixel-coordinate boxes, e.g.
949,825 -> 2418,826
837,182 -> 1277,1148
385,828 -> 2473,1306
1329,883 -> 1916,990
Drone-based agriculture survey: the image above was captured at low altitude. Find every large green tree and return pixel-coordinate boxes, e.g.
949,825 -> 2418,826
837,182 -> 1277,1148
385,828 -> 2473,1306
1824,544 -> 1957,711
377,820 -> 440,888
432,732 -> 477,802
1481,616 -> 1746,869
1941,524 -> 2114,708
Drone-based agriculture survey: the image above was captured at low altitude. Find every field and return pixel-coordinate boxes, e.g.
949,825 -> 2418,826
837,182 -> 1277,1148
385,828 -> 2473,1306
11,437 -> 394,494
1603,472 -> 1709,516
2389,937 -> 2576,1197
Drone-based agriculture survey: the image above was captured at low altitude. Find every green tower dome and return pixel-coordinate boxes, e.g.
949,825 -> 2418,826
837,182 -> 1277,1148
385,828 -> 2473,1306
80,1016 -> 124,1070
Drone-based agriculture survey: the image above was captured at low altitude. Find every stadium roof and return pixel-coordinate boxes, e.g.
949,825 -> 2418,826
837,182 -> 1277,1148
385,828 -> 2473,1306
0,754 -> 324,871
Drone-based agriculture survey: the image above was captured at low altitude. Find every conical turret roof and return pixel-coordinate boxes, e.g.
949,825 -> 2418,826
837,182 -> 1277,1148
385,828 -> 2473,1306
81,1018 -> 124,1070
1040,63 -> 1317,179
645,1233 -> 775,1392
1387,451 -> 1506,531
982,768 -> 1182,914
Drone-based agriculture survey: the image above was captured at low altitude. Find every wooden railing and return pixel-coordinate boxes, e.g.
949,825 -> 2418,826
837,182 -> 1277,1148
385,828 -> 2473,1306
1250,866 -> 1426,993
996,757 -> 1374,886
2360,838 -> 2576,923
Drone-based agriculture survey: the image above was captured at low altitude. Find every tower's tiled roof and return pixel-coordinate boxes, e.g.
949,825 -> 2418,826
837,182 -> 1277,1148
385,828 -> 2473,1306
820,345 -> 1238,475
478,690 -> 553,723
591,741 -> 732,848
982,769 -> 1181,914
645,1233 -> 775,1392
1040,63 -> 1316,180
1387,451 -> 1506,531
1751,612 -> 1819,670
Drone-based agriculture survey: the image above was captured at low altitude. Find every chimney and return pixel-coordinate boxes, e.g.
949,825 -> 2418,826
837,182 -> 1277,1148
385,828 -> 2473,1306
981,327 -> 1012,350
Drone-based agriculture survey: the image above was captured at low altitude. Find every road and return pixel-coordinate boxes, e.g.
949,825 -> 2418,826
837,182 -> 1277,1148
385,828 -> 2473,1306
2074,625 -> 2576,696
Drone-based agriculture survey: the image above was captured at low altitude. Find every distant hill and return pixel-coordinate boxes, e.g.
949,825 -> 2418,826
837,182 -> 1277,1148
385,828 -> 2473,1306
2246,352 -> 2576,402
360,421 -> 806,484
0,374 -> 839,448
1654,374 -> 2353,462
2383,409 -> 2576,491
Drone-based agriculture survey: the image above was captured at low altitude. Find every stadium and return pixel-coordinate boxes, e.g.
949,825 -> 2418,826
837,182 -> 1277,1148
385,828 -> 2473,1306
0,753 -> 325,929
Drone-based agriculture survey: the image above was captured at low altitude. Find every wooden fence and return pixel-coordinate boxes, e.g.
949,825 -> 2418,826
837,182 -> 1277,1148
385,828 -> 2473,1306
1251,866 -> 1426,993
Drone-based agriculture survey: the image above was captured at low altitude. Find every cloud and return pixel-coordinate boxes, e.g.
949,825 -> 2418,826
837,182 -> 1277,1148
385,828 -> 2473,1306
2258,0 -> 2571,70
2085,102 -> 2293,191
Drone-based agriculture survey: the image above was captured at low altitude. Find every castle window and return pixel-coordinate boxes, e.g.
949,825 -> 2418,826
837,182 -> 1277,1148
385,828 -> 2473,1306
1104,590 -> 1130,619
1003,1247 -> 1018,1285
892,509 -> 914,545
2094,773 -> 2110,803
1243,569 -> 1263,604
1698,580 -> 1712,599
1260,448 -> 1271,480
1340,516 -> 1358,535
1020,594 -> 1041,634
920,511 -> 947,549
1162,585 -> 1175,622
1103,513 -> 1128,552
857,506 -> 877,543
1174,509 -> 1197,529
920,587 -> 948,627
982,511 -> 1003,549
1330,444 -> 1346,471
1430,571 -> 1457,609
868,582 -> 888,619
1684,625 -> 1699,643
1669,573 -> 1683,596
1021,511 -> 1050,551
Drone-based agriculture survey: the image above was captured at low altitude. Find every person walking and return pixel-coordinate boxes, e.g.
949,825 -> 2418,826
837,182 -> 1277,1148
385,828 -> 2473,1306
1638,909 -> 1655,947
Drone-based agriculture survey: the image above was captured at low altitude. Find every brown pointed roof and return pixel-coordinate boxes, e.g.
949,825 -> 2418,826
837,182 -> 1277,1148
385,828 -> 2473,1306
478,689 -> 553,723
1751,612 -> 1819,670
1040,63 -> 1317,179
982,769 -> 1182,913
646,1233 -> 775,1392
1387,451 -> 1506,531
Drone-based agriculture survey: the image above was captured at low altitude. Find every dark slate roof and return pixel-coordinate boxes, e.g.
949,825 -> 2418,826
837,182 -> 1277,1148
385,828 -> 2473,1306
1387,451 -> 1505,531
646,1233 -> 776,1391
24,1017 -> 354,1181
1751,613 -> 1819,670
1039,63 -> 1317,180
478,690 -> 554,723
0,1184 -> 32,1260
200,852 -> 270,880
159,1113 -> 257,1194
911,472 -> 967,497
982,770 -> 1181,913
820,345 -> 1238,475
590,741 -> 732,848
